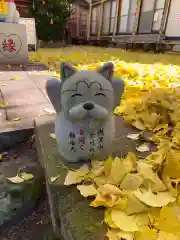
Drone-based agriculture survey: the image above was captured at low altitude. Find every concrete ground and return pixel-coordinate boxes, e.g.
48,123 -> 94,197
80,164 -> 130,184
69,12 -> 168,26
0,65 -> 57,240
0,68 -> 56,133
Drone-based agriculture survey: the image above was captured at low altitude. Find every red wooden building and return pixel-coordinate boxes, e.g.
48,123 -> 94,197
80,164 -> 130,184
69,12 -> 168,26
67,0 -> 89,41
15,0 -> 33,17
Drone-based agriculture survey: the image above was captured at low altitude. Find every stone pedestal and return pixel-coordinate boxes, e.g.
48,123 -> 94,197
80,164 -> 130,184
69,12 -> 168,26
34,115 -> 152,239
0,23 -> 28,64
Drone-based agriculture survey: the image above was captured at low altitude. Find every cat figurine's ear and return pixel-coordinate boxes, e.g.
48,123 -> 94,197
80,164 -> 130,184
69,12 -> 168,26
97,62 -> 124,107
46,62 -> 77,112
97,62 -> 114,80
46,78 -> 62,112
60,62 -> 77,81
112,78 -> 125,108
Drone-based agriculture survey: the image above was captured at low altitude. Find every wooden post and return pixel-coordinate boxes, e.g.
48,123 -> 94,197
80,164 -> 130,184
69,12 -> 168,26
158,0 -> 171,42
132,0 -> 142,42
76,4 -> 80,37
98,0 -> 103,40
87,0 -> 92,40
113,0 -> 120,36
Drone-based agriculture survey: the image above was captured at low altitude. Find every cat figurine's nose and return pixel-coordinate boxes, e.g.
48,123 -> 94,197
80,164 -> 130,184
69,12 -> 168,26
83,102 -> 94,111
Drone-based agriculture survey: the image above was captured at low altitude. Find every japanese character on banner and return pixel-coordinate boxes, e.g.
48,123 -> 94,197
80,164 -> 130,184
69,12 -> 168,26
68,132 -> 76,152
2,39 -> 16,53
89,133 -> 96,158
97,128 -> 104,149
78,128 -> 85,151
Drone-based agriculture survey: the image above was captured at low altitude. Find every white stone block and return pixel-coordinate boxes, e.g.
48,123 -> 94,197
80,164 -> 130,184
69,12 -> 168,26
0,23 -> 28,64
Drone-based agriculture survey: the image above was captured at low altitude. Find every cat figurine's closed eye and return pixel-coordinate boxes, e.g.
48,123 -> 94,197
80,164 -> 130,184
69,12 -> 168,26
46,62 -> 125,163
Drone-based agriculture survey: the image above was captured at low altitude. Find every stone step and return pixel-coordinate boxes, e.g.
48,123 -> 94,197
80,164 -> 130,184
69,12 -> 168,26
0,129 -> 44,227
0,71 -> 54,133
34,114 -> 152,239
0,63 -> 48,72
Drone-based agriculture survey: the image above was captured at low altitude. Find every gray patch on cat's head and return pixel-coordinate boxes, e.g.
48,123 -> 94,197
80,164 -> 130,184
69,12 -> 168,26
46,62 -> 125,121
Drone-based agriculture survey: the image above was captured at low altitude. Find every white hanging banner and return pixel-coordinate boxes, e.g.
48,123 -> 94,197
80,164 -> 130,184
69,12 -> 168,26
19,17 -> 37,48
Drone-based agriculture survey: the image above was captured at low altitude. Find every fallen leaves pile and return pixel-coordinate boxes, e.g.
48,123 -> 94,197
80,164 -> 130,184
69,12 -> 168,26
61,60 -> 180,239
30,47 -> 180,239
64,146 -> 180,239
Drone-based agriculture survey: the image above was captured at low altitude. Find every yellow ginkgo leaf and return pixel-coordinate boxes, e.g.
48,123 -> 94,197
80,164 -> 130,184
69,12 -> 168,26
162,150 -> 180,179
135,212 -> 149,228
77,184 -> 97,197
177,195 -> 180,206
93,175 -> 106,187
143,178 -> 166,192
106,228 -> 134,240
44,108 -> 55,114
90,160 -> 104,177
64,165 -> 89,186
125,193 -> 149,215
146,150 -> 165,166
162,175 -> 179,197
157,231 -> 180,240
104,209 -> 118,229
20,173 -> 34,181
148,207 -> 161,227
120,173 -> 144,191
123,152 -> 137,172
110,210 -> 139,232
104,156 -> 113,177
153,124 -> 169,133
132,120 -> 146,131
0,102 -> 8,108
133,188 -> 175,207
137,162 -> 166,191
158,206 -> 180,233
7,176 -> 24,183
98,184 -> 124,196
113,196 -> 128,211
136,143 -> 150,152
127,133 -> 140,140
12,75 -> 20,80
49,133 -> 56,139
50,176 -> 59,183
12,117 -> 23,121
0,154 -> 4,161
107,157 -> 128,185
137,161 -> 157,182
135,227 -> 157,240
105,229 -> 119,240
90,192 -> 118,208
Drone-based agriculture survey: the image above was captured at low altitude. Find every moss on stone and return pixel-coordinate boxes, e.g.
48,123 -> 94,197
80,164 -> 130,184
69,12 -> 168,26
64,200 -> 106,240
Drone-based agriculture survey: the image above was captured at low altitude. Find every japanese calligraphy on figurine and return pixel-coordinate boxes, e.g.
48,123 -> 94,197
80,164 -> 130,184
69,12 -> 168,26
68,128 -> 105,158
46,62 -> 125,163
69,132 -> 76,152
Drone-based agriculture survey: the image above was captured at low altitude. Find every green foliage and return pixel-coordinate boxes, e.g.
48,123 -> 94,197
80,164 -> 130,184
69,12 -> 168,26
28,0 -> 71,42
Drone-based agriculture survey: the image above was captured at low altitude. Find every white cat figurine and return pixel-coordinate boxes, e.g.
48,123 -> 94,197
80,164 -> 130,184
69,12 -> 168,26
46,62 -> 124,163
